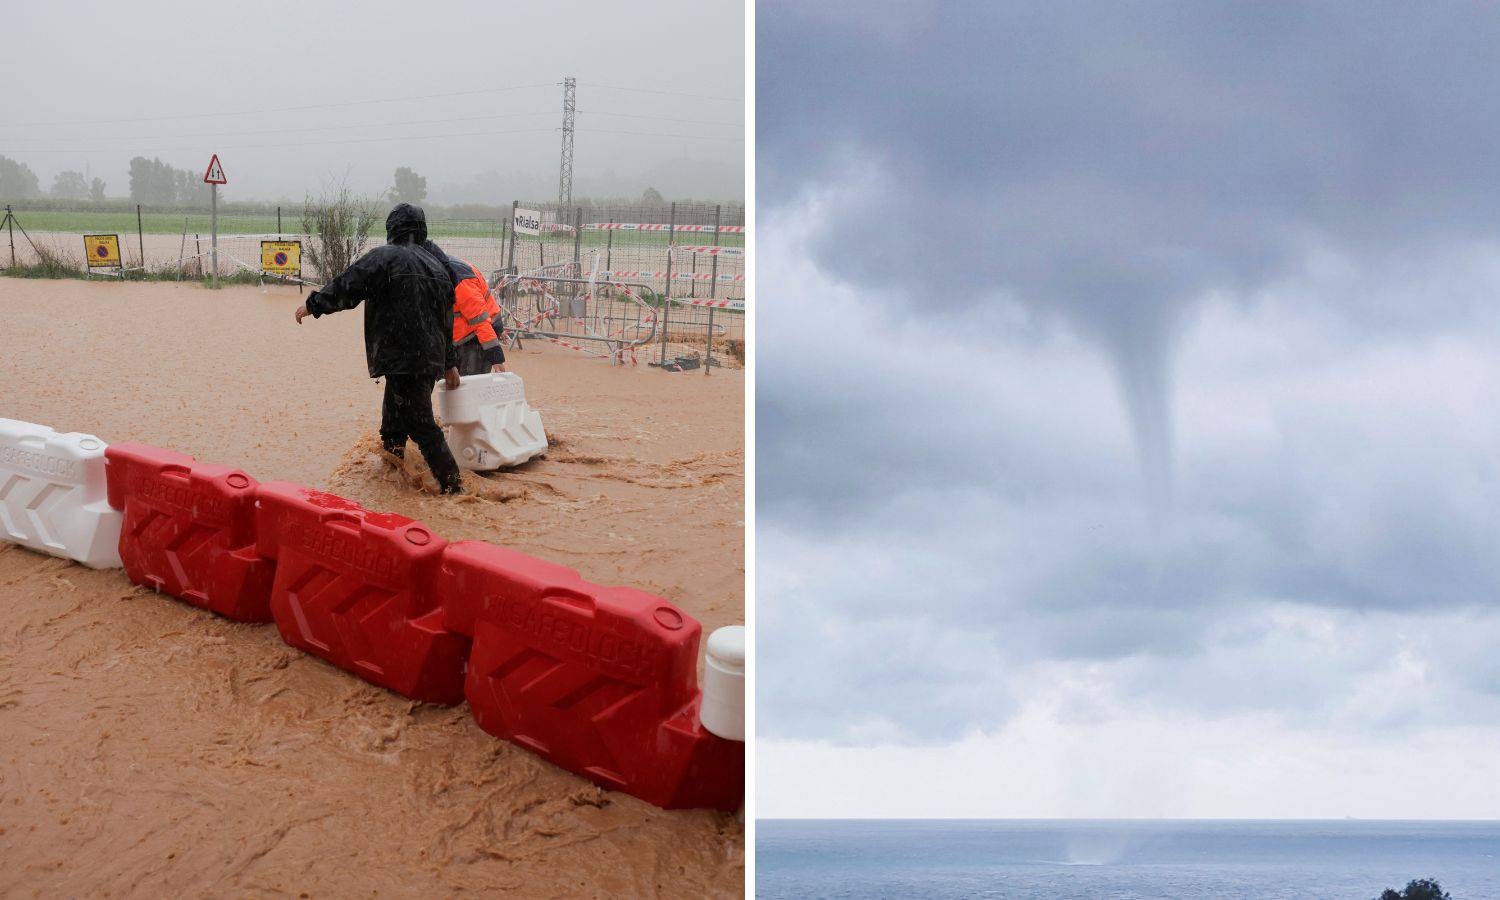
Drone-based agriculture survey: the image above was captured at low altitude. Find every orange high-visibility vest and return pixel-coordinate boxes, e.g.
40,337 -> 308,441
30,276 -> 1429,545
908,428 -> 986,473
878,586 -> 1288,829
451,261 -> 502,350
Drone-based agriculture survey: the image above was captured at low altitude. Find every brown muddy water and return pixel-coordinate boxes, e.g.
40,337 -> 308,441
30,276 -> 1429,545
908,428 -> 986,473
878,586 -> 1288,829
0,279 -> 744,897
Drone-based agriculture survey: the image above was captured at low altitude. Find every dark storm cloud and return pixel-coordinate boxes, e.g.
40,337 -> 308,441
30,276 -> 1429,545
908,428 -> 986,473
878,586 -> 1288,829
756,3 -> 1500,745
760,1 -> 1500,287
758,1 -> 1500,510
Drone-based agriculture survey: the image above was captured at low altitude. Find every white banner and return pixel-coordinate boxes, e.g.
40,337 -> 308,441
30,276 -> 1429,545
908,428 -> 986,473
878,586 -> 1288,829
513,207 -> 542,236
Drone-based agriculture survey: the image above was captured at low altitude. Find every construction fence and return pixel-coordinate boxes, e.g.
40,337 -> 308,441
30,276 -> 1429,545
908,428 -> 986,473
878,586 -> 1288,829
497,200 -> 745,371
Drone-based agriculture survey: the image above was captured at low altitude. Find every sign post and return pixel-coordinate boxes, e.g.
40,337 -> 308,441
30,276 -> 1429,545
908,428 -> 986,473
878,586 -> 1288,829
259,239 -> 301,282
82,234 -> 123,278
512,206 -> 541,236
203,154 -> 227,288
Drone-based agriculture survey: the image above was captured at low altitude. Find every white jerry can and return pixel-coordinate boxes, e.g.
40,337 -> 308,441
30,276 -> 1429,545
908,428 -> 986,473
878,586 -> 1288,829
0,417 -> 123,569
436,373 -> 548,470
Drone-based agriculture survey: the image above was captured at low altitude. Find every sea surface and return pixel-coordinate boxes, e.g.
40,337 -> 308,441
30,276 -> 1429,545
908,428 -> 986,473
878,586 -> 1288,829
757,819 -> 1500,899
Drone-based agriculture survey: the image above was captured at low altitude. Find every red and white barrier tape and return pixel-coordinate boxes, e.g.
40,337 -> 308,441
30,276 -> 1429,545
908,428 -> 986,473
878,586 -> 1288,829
675,298 -> 746,309
538,334 -> 646,367
672,245 -> 745,256
587,270 -> 745,283
519,305 -> 555,329
497,271 -> 662,366
540,335 -> 604,356
581,223 -> 745,234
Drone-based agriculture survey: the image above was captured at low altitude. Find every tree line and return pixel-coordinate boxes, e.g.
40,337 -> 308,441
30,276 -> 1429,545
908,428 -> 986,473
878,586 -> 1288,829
0,156 -> 422,206
0,154 -> 206,204
125,157 -> 213,205
0,155 -> 105,202
1,154 -> 694,210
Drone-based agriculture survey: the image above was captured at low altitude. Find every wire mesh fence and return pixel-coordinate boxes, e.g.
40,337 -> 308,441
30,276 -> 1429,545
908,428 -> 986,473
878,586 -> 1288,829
503,200 -> 745,299
493,264 -> 745,372
496,271 -> 658,364
500,200 -> 746,370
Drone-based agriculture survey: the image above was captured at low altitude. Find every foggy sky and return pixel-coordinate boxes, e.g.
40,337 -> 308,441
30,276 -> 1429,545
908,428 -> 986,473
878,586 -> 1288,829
1,0 -> 743,203
758,1 -> 1500,818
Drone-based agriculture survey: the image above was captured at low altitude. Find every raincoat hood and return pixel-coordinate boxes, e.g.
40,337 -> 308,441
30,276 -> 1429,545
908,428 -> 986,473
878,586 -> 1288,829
385,203 -> 428,244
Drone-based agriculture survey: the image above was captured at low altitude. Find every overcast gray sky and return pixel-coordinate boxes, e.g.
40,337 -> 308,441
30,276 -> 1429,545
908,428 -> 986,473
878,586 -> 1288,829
1,0 -> 743,203
757,1 -> 1500,818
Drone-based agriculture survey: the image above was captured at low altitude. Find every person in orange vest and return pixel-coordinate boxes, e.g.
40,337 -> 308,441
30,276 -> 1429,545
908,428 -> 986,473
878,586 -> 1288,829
444,257 -> 508,376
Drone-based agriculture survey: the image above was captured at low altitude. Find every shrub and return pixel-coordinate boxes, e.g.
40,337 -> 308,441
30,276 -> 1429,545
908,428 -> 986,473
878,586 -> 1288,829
301,179 -> 379,281
1378,879 -> 1451,900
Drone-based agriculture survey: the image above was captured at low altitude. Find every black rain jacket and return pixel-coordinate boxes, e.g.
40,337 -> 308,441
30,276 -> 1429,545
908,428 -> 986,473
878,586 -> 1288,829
306,204 -> 457,379
420,238 -> 462,293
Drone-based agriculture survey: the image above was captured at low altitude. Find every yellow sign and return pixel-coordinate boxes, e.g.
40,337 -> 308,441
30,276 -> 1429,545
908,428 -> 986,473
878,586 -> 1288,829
260,240 -> 301,275
83,234 -> 122,268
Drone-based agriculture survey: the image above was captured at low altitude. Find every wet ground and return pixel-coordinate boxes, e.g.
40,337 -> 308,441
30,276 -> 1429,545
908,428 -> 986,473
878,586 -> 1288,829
0,279 -> 744,897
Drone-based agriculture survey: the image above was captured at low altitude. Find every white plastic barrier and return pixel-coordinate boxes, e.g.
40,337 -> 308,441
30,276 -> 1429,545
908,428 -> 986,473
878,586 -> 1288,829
700,625 -> 745,742
0,418 -> 122,568
436,373 -> 548,470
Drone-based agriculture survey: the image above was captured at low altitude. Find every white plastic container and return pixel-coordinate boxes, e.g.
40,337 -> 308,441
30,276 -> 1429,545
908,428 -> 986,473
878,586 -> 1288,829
0,417 -> 122,568
700,625 -> 745,742
436,372 -> 548,470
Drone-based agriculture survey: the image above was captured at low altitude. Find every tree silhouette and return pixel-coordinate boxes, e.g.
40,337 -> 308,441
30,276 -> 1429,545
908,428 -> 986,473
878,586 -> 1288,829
0,155 -> 41,199
1378,879 -> 1450,900
641,186 -> 664,204
127,157 -> 209,204
50,170 -> 89,200
390,167 -> 427,204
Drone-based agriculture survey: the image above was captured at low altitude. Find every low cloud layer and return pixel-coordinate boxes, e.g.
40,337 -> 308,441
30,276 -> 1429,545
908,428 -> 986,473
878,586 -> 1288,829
3,1 -> 744,202
757,3 -> 1500,815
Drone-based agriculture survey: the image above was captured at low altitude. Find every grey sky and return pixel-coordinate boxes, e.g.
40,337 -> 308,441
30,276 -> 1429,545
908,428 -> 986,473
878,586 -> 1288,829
1,0 -> 743,203
757,1 -> 1500,817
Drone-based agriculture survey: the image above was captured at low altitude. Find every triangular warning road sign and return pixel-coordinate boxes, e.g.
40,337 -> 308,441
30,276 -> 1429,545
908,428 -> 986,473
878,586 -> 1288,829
203,154 -> 226,185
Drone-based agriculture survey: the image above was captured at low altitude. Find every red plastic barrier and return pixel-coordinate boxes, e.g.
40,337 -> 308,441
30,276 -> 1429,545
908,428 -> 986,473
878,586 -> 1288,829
437,541 -> 744,810
254,482 -> 468,704
104,442 -> 274,622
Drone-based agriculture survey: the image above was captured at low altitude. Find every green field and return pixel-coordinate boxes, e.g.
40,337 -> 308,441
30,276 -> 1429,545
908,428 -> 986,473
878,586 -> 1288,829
11,210 -> 283,235
11,209 -> 492,238
7,209 -> 746,247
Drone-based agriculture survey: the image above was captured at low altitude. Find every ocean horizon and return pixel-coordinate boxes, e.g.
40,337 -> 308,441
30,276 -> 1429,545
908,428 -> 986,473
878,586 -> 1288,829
757,818 -> 1500,899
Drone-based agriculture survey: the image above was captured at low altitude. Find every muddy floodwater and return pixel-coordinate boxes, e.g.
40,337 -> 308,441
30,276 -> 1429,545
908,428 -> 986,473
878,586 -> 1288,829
0,279 -> 744,897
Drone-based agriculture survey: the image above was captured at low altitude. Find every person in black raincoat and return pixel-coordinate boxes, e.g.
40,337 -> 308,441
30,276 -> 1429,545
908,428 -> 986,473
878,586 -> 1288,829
294,203 -> 464,494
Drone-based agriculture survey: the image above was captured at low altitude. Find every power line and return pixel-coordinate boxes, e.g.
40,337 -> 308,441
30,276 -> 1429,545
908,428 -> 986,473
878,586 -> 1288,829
3,82 -> 558,129
0,111 -> 560,147
578,110 -> 742,127
587,83 -> 744,103
0,111 -> 740,150
579,128 -> 744,142
0,126 -> 558,155
0,125 -> 740,156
